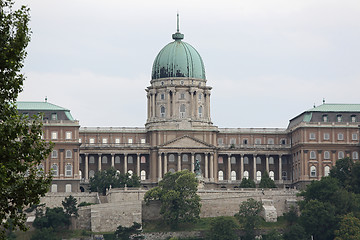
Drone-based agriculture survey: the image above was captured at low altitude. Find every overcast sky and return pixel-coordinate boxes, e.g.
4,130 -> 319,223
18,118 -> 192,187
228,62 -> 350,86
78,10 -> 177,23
17,0 -> 360,128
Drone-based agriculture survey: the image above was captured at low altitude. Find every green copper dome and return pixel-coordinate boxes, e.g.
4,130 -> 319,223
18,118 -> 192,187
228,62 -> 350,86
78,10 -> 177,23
151,28 -> 206,80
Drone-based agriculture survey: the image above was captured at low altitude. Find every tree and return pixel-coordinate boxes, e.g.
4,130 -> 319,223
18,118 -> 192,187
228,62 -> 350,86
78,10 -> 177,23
0,1 -> 52,237
33,207 -> 70,231
239,177 -> 256,188
207,216 -> 238,240
235,198 -> 263,240
334,213 -> 360,240
283,224 -> 309,240
62,195 -> 79,217
299,200 -> 337,240
258,171 -> 276,188
330,158 -> 360,194
144,170 -> 201,229
114,222 -> 144,240
262,229 -> 283,240
89,167 -> 140,195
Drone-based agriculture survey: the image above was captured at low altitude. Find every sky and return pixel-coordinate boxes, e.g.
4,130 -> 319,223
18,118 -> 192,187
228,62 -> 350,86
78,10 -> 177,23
16,0 -> 360,128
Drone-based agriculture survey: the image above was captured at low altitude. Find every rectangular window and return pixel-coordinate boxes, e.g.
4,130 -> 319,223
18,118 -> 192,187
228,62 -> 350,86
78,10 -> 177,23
89,138 -> 95,144
337,115 -> 342,122
115,138 -> 120,144
352,133 -> 358,141
79,138 -> 82,143
230,138 -> 236,145
160,93 -> 165,100
128,138 -> 133,144
351,115 -> 356,123
322,115 -> 328,122
51,131 -> 58,140
309,133 -> 316,140
255,138 -> 261,145
141,138 -> 146,144
267,138 -> 274,144
180,93 -> 185,99
281,139 -> 286,145
218,138 -> 223,145
65,131 -> 72,140
323,133 -> 330,140
338,133 -> 344,141
102,138 -> 108,144
243,139 -> 248,145
51,113 -> 57,121
310,151 -> 316,159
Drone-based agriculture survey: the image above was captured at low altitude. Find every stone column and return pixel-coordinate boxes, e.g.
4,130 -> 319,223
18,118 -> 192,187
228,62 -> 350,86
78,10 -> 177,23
166,90 -> 171,118
177,153 -> 181,171
206,92 -> 211,120
124,153 -> 128,173
253,155 -> 257,181
85,153 -> 89,180
172,92 -> 176,118
240,154 -> 244,180
227,154 -> 231,181
74,149 -> 79,179
111,153 -> 115,167
98,153 -> 102,172
59,149 -> 64,177
279,155 -> 282,181
195,92 -> 198,118
205,153 -> 209,179
152,93 -> 156,118
191,153 -> 195,172
164,153 -> 168,175
158,153 -> 162,180
190,91 -> 194,118
147,93 -> 150,120
266,155 -> 269,173
210,153 -> 214,181
137,154 -> 140,177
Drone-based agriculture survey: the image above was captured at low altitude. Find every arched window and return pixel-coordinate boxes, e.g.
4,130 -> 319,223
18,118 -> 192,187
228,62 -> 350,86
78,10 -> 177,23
256,171 -> 262,181
37,164 -> 44,176
352,151 -> 359,160
269,157 -> 274,165
244,157 -> 249,164
196,154 -> 202,162
51,164 -> 58,176
310,151 -> 316,159
282,171 -> 287,180
198,106 -> 203,117
65,184 -> 72,193
66,150 -> 72,158
169,154 -> 175,162
79,170 -> 82,179
218,156 -> 223,164
102,156 -> 108,164
338,151 -> 345,159
169,168 -> 175,173
243,171 -> 249,179
256,157 -> 261,164
269,171 -> 275,180
218,170 -> 224,181
128,170 -> 133,177
160,106 -> 166,118
310,166 -> 317,177
182,154 -> 188,162
141,156 -> 146,163
180,104 -> 186,118
65,164 -> 72,176
115,156 -> 121,163
324,151 -> 330,160
51,184 -> 57,192
128,156 -> 133,164
89,170 -> 95,178
89,156 -> 95,164
324,166 -> 330,176
231,171 -> 236,181
51,150 -> 58,158
141,170 -> 146,180
230,156 -> 236,164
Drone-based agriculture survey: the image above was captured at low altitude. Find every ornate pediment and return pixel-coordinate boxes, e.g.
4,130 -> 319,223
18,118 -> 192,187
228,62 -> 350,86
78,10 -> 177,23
161,135 -> 214,149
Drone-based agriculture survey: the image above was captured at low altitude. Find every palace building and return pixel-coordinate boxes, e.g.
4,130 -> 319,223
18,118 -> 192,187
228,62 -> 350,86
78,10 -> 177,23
17,22 -> 360,192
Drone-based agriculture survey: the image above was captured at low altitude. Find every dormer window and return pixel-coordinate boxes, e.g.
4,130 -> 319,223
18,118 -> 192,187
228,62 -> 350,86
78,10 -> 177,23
322,115 -> 328,122
337,115 -> 342,122
351,115 -> 357,123
51,113 -> 57,121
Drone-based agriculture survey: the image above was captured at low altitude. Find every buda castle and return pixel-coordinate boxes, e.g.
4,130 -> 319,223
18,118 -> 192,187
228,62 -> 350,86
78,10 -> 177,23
18,18 -> 360,192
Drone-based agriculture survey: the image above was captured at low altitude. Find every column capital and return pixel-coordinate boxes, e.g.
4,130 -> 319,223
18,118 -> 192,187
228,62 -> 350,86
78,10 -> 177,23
124,153 -> 128,156
228,153 -> 231,157
137,153 -> 141,156
111,153 -> 115,156
85,153 -> 89,156
98,153 -> 102,156
191,152 -> 195,156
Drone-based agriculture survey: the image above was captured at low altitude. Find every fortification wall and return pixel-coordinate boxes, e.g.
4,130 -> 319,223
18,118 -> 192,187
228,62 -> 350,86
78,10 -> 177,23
40,192 -> 98,208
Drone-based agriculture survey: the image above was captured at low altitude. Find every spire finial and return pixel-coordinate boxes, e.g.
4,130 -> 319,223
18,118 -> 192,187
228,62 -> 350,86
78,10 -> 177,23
323,98 -> 325,104
172,13 -> 184,41
45,96 -> 47,102
177,12 -> 180,33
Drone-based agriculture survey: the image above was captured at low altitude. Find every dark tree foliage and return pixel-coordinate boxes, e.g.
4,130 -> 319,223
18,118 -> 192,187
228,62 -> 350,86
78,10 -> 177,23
30,227 -> 60,240
258,171 -> 277,188
262,229 -> 283,240
0,0 -> 52,237
114,222 -> 144,240
282,206 -> 298,226
235,198 -> 263,240
299,200 -> 337,240
239,177 -> 256,188
89,167 -> 140,195
283,224 -> 309,240
334,213 -> 360,240
62,195 -> 79,217
32,207 -> 70,231
207,216 -> 238,240
144,170 -> 201,229
330,157 -> 360,194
